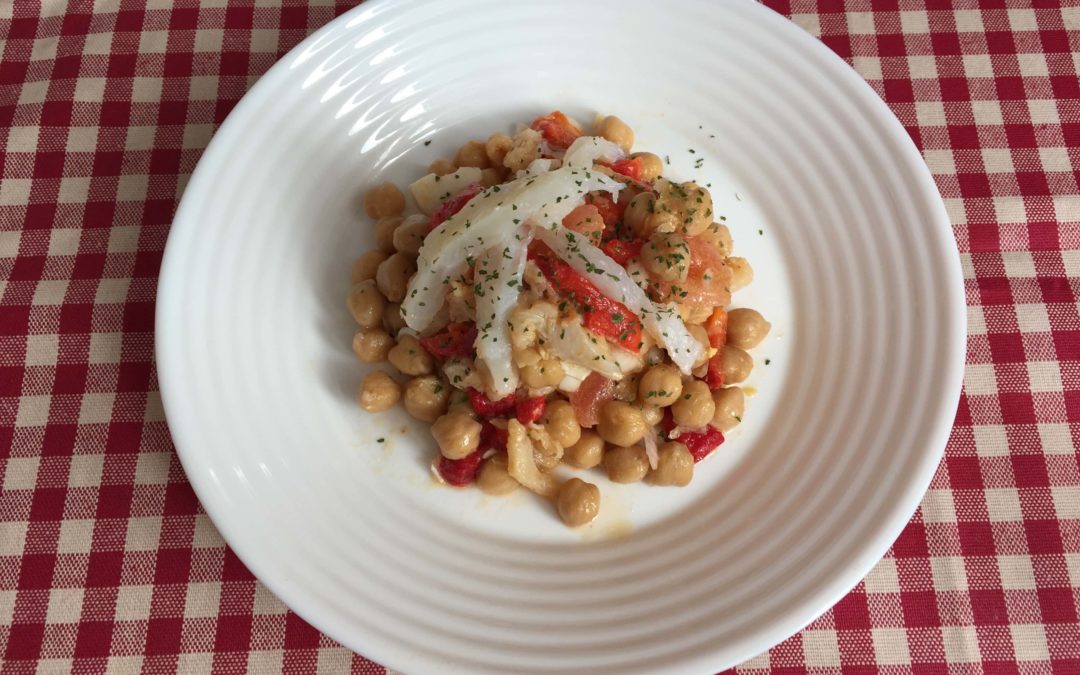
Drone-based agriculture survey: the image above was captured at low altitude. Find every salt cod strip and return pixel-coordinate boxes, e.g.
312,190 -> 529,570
472,226 -> 531,399
402,138 -> 624,331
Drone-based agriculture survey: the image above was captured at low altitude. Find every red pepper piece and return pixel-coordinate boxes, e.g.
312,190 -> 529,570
527,243 -> 643,353
662,409 -> 725,462
480,421 -> 509,451
601,238 -> 645,267
704,355 -> 725,390
530,111 -> 582,150
585,192 -> 623,228
515,396 -> 546,425
467,388 -> 516,418
678,427 -> 726,463
429,183 -> 483,231
436,449 -> 485,486
705,308 -> 728,348
600,158 -> 644,182
419,322 -> 477,360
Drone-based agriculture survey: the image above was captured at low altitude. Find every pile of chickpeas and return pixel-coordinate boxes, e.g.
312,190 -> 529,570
348,113 -> 770,529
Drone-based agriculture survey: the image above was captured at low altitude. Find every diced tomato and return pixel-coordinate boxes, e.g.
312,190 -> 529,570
704,354 -> 725,390
436,449 -> 485,486
600,158 -> 644,182
530,110 -> 582,150
467,388 -> 516,418
419,322 -> 477,360
429,183 -> 483,231
584,192 -> 623,228
601,238 -> 645,267
569,372 -> 616,428
705,308 -> 728,348
562,204 -> 605,246
528,243 -> 644,353
661,409 -> 725,461
515,396 -> 546,425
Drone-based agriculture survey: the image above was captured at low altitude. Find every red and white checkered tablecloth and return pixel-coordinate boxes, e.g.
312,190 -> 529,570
1,0 -> 1078,672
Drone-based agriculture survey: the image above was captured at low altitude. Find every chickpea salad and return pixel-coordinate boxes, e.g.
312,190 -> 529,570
348,111 -> 770,529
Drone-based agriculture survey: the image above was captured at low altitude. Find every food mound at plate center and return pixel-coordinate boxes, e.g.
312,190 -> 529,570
346,111 -> 770,529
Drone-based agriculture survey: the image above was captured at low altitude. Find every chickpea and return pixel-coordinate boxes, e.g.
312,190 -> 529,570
357,371 -> 400,412
375,252 -> 416,303
727,257 -> 754,292
700,222 -> 733,256
352,327 -> 393,363
479,167 -> 504,188
564,430 -> 604,469
428,158 -> 456,176
364,182 -> 405,219
624,192 -> 655,239
726,308 -> 771,350
383,302 -> 406,336
645,180 -> 713,237
642,232 -> 691,283
519,352 -> 564,389
453,140 -> 490,169
392,215 -> 428,256
557,478 -> 601,527
649,441 -> 693,486
630,152 -> 663,181
613,372 -> 640,402
604,444 -> 649,483
476,453 -> 519,496
387,333 -> 434,376
503,128 -> 543,172
711,386 -> 745,432
485,133 -> 513,166
431,412 -> 482,460
638,404 -> 664,427
688,324 -> 711,368
373,216 -> 403,253
720,345 -> 753,384
596,401 -> 647,447
347,280 -> 386,329
351,250 -> 389,283
672,380 -> 715,428
447,388 -> 476,418
596,115 -> 634,153
542,399 -> 581,448
403,375 -> 448,422
638,363 -> 683,407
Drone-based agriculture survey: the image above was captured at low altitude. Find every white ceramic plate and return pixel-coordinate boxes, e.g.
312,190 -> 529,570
157,0 -> 964,672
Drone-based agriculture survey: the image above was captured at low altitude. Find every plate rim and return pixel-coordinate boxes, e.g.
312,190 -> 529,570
155,0 -> 966,671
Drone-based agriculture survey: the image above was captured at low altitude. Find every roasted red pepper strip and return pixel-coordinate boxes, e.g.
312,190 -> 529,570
680,427 -> 726,463
584,192 -> 623,228
515,396 -> 546,425
436,449 -> 485,486
480,421 -> 509,451
527,243 -> 643,352
601,238 -> 645,267
703,308 -> 728,390
530,111 -> 581,149
705,308 -> 728,348
419,322 -> 477,360
599,158 -> 644,182
704,354 -> 725,390
428,183 -> 483,231
467,388 -> 516,418
661,409 -> 725,462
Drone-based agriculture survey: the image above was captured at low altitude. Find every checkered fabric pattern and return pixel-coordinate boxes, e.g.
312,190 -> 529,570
1,0 -> 1077,672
